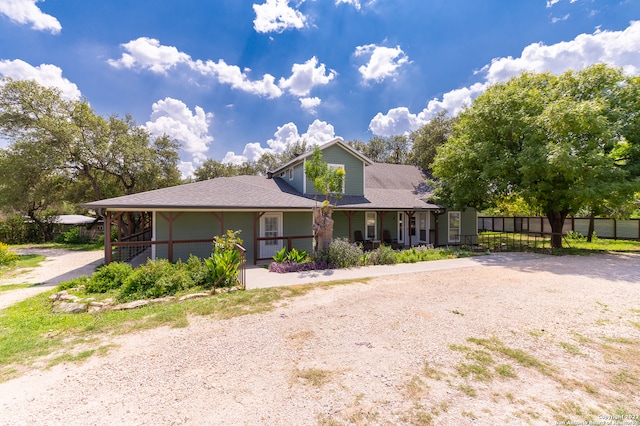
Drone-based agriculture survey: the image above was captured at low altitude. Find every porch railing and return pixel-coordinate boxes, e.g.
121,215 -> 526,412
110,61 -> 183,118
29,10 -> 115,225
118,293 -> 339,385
254,234 -> 315,264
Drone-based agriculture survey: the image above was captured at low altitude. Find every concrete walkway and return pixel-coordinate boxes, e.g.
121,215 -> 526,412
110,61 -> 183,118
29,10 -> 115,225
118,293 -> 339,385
245,252 -> 544,289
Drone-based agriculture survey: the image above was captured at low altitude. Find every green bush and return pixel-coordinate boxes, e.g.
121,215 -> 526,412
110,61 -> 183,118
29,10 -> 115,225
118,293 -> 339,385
365,245 -> 398,265
53,227 -> 90,244
0,242 -> 18,266
564,230 -> 586,241
326,238 -> 363,268
185,254 -> 209,287
117,259 -> 195,302
85,262 -> 133,293
272,247 -> 308,263
204,249 -> 242,289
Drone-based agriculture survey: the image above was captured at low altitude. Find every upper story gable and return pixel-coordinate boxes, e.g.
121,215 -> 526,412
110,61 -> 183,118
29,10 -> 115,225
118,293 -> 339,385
270,138 -> 372,197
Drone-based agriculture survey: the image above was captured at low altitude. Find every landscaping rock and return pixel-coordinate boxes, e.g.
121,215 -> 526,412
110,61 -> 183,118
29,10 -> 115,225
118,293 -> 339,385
179,293 -> 209,301
113,300 -> 150,310
53,302 -> 88,314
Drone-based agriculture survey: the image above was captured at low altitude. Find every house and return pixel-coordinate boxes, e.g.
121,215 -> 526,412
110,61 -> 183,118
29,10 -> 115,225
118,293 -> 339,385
83,138 -> 477,264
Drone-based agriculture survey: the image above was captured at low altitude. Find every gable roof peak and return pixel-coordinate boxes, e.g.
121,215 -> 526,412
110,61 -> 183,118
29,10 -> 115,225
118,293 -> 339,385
270,137 -> 373,174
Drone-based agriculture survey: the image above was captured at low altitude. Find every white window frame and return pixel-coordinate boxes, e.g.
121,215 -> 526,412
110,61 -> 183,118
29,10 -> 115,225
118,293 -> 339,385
366,211 -> 377,241
260,213 -> 283,258
448,211 -> 461,243
288,167 -> 294,180
327,163 -> 346,193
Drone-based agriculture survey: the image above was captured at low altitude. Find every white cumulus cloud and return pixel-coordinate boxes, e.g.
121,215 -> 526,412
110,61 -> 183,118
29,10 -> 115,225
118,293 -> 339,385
369,21 -> 640,136
222,120 -> 337,165
253,0 -> 307,34
108,37 -> 284,98
335,0 -> 361,10
279,56 -> 336,96
107,37 -> 191,74
300,96 -> 321,113
0,0 -> 61,33
0,59 -> 81,99
192,59 -> 283,98
355,44 -> 409,83
145,97 -> 213,166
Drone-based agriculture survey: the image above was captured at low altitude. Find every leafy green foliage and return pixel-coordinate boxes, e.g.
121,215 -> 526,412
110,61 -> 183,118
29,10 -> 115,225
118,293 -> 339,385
324,238 -> 363,268
364,245 -> 398,265
53,227 -> 90,244
432,65 -> 639,248
204,249 -> 242,289
304,146 -> 345,203
118,259 -> 195,302
85,262 -> 133,293
272,247 -> 308,263
0,242 -> 18,266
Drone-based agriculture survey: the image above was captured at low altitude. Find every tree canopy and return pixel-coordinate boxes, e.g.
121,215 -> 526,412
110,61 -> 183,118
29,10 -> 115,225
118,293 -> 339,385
0,78 -> 182,240
432,64 -> 639,248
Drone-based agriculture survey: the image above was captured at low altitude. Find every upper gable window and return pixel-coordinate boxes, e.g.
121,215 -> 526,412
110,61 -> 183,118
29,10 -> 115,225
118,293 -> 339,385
288,168 -> 294,180
328,163 -> 346,193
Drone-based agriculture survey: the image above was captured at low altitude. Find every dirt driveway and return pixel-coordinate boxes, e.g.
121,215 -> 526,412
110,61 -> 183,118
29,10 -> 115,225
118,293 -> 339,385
0,248 -> 103,310
1,252 -> 639,425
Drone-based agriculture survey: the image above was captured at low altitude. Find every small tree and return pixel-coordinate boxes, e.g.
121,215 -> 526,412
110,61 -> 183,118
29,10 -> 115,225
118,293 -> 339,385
304,146 -> 345,251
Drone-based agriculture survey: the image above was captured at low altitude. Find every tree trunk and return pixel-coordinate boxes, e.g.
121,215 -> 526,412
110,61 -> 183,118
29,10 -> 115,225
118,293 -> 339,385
312,206 -> 334,252
546,210 -> 567,249
587,214 -> 595,242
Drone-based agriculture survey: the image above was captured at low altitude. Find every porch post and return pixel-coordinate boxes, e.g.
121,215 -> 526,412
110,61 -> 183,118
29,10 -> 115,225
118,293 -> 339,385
104,211 -> 112,265
158,212 -> 182,262
377,211 -> 387,243
211,212 -> 225,235
342,211 -> 356,242
405,211 -> 415,247
253,212 -> 265,265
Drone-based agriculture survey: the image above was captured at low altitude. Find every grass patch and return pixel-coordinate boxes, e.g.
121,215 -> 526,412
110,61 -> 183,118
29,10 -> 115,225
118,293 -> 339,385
458,384 -> 477,397
467,337 -> 556,377
0,254 -> 46,280
295,367 -> 335,387
560,341 -> 587,357
0,280 -> 356,382
0,283 -> 36,292
495,363 -> 518,378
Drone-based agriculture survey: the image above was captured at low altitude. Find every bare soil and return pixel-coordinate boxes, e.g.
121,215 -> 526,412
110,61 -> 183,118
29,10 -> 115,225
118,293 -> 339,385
1,252 -> 639,425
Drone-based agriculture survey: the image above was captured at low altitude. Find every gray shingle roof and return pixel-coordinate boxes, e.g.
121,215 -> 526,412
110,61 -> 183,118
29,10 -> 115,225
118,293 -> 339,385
83,163 -> 441,211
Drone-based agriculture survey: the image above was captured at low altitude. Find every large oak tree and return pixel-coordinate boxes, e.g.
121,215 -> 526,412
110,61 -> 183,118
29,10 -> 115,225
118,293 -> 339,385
432,65 -> 639,248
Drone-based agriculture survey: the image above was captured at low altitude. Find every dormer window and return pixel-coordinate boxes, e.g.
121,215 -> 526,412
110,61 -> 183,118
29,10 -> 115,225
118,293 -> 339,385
280,171 -> 285,178
288,168 -> 294,180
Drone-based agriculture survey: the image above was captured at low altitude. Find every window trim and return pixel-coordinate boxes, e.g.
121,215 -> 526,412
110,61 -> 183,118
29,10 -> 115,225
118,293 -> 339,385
327,163 -> 346,193
366,211 -> 377,241
448,211 -> 461,243
288,167 -> 294,180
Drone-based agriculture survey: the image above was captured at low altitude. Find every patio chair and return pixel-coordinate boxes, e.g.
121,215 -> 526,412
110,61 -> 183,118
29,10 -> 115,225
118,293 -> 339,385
354,230 -> 373,251
382,229 -> 401,250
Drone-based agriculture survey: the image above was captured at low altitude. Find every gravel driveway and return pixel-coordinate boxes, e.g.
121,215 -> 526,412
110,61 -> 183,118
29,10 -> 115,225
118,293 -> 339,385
1,252 -> 639,425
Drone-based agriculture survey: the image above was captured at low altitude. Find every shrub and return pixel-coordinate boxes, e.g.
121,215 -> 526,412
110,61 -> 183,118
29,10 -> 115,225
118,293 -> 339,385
268,259 -> 333,273
118,259 -> 195,302
272,247 -> 308,263
0,242 -> 18,266
365,245 -> 397,266
185,254 -> 209,287
204,248 -> 242,289
54,227 -> 90,244
325,238 -> 363,268
56,275 -> 91,291
85,262 -> 133,293
565,230 -> 586,241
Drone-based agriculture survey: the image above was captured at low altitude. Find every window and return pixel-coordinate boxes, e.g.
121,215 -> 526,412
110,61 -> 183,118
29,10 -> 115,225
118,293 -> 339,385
448,211 -> 461,243
264,216 -> 279,246
260,213 -> 283,259
366,212 -> 377,240
288,168 -> 294,180
327,163 -> 346,193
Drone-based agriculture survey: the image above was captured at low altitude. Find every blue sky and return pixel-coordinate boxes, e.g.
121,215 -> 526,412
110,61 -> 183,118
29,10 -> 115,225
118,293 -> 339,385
1,0 -> 639,177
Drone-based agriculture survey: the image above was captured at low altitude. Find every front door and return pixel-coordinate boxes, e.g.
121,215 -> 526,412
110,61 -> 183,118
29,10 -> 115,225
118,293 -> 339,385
260,213 -> 282,259
409,212 -> 430,244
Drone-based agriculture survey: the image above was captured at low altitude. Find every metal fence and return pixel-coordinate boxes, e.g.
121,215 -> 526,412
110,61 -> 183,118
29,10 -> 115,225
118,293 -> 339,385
478,216 -> 640,241
460,232 -> 566,253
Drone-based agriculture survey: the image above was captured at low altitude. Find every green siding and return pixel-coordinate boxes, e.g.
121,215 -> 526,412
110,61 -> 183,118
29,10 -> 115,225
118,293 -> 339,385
155,211 -> 256,262
283,212 -> 314,253
305,144 -> 365,196
435,208 -> 477,246
284,162 -> 305,193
